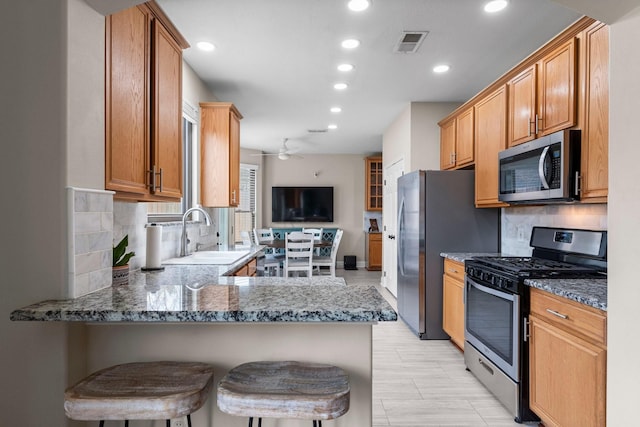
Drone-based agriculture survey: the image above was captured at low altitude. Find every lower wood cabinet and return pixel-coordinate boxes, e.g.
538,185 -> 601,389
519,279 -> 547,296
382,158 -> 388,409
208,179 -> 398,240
365,233 -> 382,271
442,259 -> 465,350
528,288 -> 606,427
232,258 -> 257,277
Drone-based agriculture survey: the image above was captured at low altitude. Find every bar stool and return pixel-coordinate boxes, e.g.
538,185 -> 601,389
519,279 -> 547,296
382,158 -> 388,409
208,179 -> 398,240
217,360 -> 350,426
64,361 -> 214,426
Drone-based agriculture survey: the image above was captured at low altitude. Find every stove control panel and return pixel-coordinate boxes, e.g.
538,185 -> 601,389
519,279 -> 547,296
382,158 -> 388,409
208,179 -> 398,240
465,264 -> 518,294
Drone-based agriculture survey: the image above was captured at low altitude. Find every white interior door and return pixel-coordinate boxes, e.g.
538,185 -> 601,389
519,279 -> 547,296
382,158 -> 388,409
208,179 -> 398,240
382,159 -> 404,297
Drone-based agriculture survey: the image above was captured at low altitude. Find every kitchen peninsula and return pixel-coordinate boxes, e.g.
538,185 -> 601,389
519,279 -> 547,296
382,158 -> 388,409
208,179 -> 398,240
12,250 -> 396,427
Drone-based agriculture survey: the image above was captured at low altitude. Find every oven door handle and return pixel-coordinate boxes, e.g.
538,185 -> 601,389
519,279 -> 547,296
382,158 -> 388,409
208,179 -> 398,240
467,277 -> 519,302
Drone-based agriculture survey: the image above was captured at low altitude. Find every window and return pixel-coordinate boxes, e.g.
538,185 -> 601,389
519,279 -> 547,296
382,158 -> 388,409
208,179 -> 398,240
234,163 -> 258,242
147,102 -> 198,221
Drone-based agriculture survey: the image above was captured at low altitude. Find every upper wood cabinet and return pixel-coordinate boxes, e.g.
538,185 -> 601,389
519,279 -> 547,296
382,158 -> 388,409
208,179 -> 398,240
508,38 -> 577,147
577,22 -> 609,203
440,118 -> 456,170
200,102 -> 243,207
105,1 -> 188,202
474,85 -> 508,208
365,156 -> 383,211
440,107 -> 474,170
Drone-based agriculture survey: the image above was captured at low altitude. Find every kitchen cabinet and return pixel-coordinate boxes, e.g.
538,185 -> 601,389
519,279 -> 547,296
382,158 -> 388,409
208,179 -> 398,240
105,1 -> 188,201
365,233 -> 382,271
577,22 -> 609,203
365,156 -> 383,211
528,288 -> 606,427
232,258 -> 257,277
442,258 -> 465,350
440,107 -> 474,170
508,38 -> 577,147
200,102 -> 243,207
474,85 -> 508,208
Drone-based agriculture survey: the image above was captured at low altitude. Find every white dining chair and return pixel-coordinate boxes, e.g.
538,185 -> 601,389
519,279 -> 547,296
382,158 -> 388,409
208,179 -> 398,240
312,229 -> 343,277
283,232 -> 315,277
302,228 -> 324,256
254,228 -> 281,276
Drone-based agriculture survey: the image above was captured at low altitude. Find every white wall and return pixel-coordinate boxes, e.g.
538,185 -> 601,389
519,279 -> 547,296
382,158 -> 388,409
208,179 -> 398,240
0,0 -> 77,425
410,102 -> 461,171
382,102 -> 460,173
67,0 -> 105,189
608,5 -> 640,424
382,104 -> 411,168
262,154 -> 366,263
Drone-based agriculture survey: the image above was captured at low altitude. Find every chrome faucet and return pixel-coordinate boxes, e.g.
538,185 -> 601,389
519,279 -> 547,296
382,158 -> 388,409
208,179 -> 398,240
180,206 -> 213,257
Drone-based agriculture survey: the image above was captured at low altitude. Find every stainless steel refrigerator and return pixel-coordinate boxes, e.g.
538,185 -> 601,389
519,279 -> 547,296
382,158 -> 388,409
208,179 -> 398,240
397,170 -> 500,339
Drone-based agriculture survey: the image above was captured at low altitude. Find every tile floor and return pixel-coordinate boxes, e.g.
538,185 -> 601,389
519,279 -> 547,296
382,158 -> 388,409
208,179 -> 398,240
338,268 -> 536,427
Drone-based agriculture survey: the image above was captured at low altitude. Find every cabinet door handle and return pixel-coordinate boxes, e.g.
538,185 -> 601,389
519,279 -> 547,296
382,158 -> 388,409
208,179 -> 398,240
546,308 -> 568,319
231,189 -> 237,204
157,167 -> 163,193
536,114 -> 541,134
448,268 -> 459,274
575,171 -> 582,196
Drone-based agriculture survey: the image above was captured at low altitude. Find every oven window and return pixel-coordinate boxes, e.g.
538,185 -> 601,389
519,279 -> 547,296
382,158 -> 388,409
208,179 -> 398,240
466,283 -> 515,365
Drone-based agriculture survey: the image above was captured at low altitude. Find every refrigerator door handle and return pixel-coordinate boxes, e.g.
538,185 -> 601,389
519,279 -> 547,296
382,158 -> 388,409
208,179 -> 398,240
397,197 -> 405,276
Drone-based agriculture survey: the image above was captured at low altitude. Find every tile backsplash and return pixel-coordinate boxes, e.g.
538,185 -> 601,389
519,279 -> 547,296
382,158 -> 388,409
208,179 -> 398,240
113,202 -> 220,270
67,187 -> 114,298
501,204 -> 607,256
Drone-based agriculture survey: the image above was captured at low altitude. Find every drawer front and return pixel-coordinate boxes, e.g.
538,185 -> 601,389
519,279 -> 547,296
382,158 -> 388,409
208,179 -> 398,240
444,259 -> 465,282
247,258 -> 257,276
530,288 -> 606,346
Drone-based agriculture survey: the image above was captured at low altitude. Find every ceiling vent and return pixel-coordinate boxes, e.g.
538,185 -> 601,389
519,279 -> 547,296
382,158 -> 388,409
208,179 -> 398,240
307,129 -> 328,134
394,31 -> 429,53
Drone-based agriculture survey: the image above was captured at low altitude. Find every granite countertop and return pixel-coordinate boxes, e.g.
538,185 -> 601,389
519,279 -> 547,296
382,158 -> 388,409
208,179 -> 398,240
440,252 -> 607,311
11,265 -> 397,323
440,252 -> 504,263
524,277 -> 607,311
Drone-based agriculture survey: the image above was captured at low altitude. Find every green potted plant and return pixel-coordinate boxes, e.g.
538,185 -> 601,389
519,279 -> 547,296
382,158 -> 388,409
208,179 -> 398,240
112,235 -> 135,286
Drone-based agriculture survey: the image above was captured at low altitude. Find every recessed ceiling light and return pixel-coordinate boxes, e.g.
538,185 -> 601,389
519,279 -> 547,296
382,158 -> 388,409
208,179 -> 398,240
330,107 -> 343,113
337,63 -> 355,72
341,39 -> 361,49
433,64 -> 450,73
484,0 -> 508,13
328,124 -> 338,130
334,83 -> 348,90
348,0 -> 370,12
196,41 -> 215,52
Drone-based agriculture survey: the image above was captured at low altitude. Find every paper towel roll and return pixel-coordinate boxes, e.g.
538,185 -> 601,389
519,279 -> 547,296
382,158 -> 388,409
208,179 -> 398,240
145,224 -> 162,269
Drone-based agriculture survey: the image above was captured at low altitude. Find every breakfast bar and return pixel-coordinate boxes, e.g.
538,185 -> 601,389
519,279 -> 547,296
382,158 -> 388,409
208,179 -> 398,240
11,262 -> 396,427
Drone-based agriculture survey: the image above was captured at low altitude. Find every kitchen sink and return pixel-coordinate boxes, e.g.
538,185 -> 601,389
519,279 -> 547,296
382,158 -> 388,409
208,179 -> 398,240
163,250 -> 251,265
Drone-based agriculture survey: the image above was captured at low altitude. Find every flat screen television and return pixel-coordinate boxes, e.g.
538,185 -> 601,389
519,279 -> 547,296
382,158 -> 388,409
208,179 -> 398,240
272,186 -> 334,223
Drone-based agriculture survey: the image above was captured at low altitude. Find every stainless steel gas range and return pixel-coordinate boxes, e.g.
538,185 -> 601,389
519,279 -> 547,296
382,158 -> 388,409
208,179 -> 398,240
464,227 -> 607,423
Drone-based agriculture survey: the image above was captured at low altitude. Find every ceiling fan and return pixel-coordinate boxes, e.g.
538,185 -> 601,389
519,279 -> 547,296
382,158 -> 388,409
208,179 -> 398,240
253,138 -> 303,160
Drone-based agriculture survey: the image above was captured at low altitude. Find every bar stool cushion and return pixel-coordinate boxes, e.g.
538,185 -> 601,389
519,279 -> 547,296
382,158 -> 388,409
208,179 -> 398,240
217,361 -> 350,420
64,361 -> 214,421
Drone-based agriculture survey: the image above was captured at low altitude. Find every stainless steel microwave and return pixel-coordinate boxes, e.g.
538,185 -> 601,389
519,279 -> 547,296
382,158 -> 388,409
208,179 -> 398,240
498,129 -> 581,204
